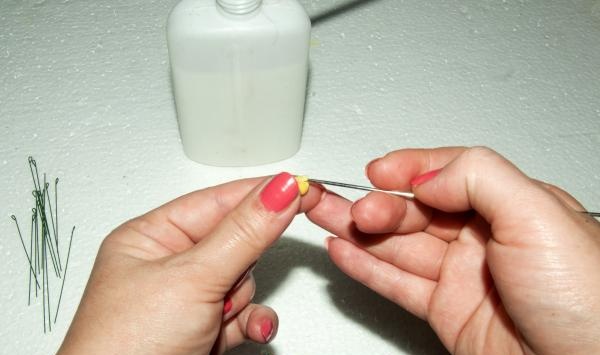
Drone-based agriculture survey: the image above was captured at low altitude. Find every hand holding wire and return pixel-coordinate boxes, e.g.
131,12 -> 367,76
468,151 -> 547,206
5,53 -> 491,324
306,147 -> 600,355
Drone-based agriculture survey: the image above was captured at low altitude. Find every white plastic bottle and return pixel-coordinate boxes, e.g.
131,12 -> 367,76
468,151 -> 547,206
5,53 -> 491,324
167,0 -> 311,166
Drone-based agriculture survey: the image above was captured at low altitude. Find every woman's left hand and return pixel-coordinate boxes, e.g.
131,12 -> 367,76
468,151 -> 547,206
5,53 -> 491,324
58,173 -> 322,355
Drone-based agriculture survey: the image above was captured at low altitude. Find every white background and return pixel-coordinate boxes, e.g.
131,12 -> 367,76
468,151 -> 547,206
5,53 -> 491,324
2,0 -> 600,354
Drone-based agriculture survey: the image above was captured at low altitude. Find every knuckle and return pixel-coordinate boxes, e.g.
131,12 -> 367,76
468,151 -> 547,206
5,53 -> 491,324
463,146 -> 505,175
100,219 -> 137,249
465,146 -> 499,162
540,181 -> 566,195
213,188 -> 232,215
459,146 -> 503,192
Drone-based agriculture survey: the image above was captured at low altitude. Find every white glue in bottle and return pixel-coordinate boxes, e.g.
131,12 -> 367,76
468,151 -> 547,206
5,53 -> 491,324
167,0 -> 311,166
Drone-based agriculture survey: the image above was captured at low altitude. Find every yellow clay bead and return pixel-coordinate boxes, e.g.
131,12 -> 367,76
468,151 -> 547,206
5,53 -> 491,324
295,175 -> 310,196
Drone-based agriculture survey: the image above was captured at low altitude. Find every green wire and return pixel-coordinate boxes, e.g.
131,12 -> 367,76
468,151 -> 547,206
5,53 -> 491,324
54,226 -> 75,324
11,216 -> 40,289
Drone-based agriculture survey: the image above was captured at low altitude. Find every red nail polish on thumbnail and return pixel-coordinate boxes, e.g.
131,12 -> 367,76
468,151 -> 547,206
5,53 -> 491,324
260,172 -> 299,212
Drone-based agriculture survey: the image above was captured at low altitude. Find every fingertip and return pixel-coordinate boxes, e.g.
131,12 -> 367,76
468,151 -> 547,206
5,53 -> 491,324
373,157 -> 418,191
351,192 -> 406,234
365,157 -> 382,179
247,307 -> 278,344
221,304 -> 279,351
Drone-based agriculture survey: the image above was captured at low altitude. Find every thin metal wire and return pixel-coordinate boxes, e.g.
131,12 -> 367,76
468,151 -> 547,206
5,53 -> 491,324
29,211 -> 35,305
309,179 -> 415,199
11,215 -> 41,289
309,179 -> 600,218
46,181 -> 61,272
42,229 -> 47,334
33,189 -> 60,277
45,234 -> 52,333
15,156 -> 76,331
54,178 -> 59,267
55,226 -> 75,324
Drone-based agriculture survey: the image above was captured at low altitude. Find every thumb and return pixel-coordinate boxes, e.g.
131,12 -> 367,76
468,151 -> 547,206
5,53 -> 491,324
410,147 -> 573,244
188,172 -> 300,287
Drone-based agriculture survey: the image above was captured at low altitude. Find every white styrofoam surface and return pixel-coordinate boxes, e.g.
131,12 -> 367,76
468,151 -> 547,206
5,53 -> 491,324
1,0 -> 600,354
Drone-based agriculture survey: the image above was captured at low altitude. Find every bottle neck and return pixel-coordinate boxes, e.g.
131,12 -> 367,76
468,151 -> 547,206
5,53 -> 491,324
216,0 -> 262,15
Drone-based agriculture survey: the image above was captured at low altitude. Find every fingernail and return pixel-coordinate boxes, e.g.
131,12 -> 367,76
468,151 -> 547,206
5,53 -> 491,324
260,172 -> 299,212
223,297 -> 233,315
260,319 -> 274,343
410,169 -> 442,186
232,262 -> 257,290
324,237 -> 333,251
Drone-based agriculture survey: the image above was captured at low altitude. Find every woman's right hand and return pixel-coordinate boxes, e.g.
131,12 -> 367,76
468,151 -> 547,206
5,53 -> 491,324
307,147 -> 600,355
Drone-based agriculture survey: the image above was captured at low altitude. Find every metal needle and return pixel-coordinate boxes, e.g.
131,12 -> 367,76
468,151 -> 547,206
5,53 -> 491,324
308,179 -> 415,199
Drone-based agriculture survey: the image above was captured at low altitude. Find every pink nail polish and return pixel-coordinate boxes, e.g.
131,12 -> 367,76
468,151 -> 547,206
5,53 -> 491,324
223,297 -> 233,315
260,172 -> 299,212
260,319 -> 274,343
410,169 -> 442,186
